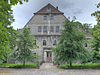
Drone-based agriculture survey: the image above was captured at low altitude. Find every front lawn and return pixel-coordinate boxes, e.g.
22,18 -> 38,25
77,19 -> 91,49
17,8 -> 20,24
59,63 -> 100,69
0,64 -> 38,68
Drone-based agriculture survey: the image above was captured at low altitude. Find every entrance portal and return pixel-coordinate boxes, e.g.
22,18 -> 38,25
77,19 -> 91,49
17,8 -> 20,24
46,51 -> 52,62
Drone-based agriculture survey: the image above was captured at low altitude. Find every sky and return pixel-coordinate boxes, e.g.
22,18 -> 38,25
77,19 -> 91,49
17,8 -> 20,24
11,0 -> 100,29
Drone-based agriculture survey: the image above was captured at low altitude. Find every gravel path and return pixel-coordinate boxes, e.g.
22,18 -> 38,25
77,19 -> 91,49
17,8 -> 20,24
0,63 -> 100,75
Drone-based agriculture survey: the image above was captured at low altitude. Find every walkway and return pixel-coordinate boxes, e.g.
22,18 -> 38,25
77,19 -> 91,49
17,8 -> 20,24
0,63 -> 100,75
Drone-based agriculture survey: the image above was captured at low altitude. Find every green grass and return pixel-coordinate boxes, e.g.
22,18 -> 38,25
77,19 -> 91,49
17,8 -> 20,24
59,63 -> 100,69
0,64 -> 37,68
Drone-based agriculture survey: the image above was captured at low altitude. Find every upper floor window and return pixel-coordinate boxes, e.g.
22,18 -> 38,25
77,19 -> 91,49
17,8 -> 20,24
43,40 -> 46,46
44,16 -> 47,20
50,16 -> 54,20
43,26 -> 47,33
53,40 -> 56,45
38,26 -> 42,32
50,26 -> 54,32
56,26 -> 59,33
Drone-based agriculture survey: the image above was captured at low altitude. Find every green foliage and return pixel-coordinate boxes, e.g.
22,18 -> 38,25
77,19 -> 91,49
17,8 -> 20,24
53,19 -> 91,67
59,63 -> 100,69
16,27 -> 38,65
90,2 -> 100,60
90,25 -> 100,60
0,64 -> 37,68
0,0 -> 28,62
0,24 -> 12,62
82,23 -> 92,32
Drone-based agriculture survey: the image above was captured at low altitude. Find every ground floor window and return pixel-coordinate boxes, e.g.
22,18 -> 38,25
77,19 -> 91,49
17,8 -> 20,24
43,40 -> 46,46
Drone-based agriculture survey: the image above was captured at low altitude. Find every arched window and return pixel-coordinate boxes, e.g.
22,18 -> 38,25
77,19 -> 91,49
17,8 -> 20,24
53,40 -> 56,45
43,40 -> 46,46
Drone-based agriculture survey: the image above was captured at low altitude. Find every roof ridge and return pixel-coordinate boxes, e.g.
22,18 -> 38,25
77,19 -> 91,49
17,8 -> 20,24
34,3 -> 64,15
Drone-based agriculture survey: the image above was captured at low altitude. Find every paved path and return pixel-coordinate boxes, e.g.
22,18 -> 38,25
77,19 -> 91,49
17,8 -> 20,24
0,63 -> 100,75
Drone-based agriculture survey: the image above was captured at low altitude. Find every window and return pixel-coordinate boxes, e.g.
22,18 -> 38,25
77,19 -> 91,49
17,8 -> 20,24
38,26 -> 42,32
56,26 -> 59,33
44,16 -> 47,20
53,40 -> 56,45
43,40 -> 46,46
85,43 -> 88,47
33,53 -> 37,58
50,16 -> 54,20
50,26 -> 54,32
34,40 -> 36,45
43,26 -> 47,33
47,7 -> 51,13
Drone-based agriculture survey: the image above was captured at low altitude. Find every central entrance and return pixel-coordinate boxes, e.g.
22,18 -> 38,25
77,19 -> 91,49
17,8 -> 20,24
43,48 -> 53,62
46,51 -> 52,62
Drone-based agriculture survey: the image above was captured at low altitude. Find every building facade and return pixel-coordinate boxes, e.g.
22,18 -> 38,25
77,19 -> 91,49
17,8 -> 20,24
25,3 -> 92,63
25,3 -> 66,63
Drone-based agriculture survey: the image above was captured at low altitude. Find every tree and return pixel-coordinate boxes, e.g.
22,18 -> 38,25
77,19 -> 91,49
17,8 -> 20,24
53,19 -> 91,67
90,2 -> 100,61
82,23 -> 92,32
0,0 -> 28,62
16,27 -> 37,66
0,24 -> 12,63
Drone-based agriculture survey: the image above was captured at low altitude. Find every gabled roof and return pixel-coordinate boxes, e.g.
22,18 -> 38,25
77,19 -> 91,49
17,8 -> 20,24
34,3 -> 64,15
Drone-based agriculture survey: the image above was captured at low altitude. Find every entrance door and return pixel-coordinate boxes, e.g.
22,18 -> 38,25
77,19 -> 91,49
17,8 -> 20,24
47,51 -> 52,62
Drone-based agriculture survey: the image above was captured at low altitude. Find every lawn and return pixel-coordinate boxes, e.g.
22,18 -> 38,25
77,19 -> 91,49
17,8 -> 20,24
59,63 -> 100,69
0,64 -> 38,68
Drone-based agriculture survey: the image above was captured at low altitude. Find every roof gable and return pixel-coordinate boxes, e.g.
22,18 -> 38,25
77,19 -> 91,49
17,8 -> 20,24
34,3 -> 64,15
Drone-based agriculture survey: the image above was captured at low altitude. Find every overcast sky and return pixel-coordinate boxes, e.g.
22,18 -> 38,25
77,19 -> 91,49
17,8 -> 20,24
11,0 -> 100,29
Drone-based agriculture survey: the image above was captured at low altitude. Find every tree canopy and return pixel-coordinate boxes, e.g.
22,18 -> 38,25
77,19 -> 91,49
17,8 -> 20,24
15,28 -> 38,65
0,0 -> 28,62
53,19 -> 91,67
90,2 -> 100,61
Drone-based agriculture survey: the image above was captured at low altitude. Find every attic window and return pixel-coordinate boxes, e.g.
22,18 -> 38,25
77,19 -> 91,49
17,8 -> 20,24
47,7 -> 51,13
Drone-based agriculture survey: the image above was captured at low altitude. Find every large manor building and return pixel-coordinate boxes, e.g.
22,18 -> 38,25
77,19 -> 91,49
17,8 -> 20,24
24,3 -> 91,63
25,3 -> 66,63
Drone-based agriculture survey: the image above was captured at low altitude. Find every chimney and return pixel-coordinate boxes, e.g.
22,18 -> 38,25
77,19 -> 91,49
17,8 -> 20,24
56,6 -> 58,10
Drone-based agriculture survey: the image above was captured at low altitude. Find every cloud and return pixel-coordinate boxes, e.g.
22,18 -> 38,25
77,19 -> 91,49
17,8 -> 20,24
73,9 -> 83,15
11,0 -> 99,29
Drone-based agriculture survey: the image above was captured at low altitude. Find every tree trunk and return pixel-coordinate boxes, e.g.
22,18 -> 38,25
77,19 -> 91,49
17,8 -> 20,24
23,59 -> 25,66
69,60 -> 72,68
